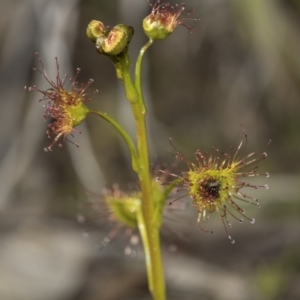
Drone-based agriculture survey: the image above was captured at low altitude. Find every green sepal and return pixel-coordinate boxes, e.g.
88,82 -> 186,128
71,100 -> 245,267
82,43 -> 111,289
68,103 -> 90,127
105,195 -> 141,228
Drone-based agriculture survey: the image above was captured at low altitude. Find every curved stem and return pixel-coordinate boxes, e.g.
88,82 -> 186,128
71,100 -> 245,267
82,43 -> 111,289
134,39 -> 154,112
88,109 -> 139,173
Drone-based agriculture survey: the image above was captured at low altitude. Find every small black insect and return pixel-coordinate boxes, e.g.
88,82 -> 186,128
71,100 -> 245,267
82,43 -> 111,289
203,179 -> 221,199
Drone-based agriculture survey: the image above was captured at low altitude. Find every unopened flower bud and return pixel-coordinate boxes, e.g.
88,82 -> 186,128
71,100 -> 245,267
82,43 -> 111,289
86,20 -> 107,42
96,24 -> 134,56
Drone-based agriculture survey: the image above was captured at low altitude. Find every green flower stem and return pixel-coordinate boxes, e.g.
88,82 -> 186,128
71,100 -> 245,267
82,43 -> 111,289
153,178 -> 183,228
135,199 -> 153,294
135,39 -> 154,112
136,117 -> 165,299
119,47 -> 166,299
88,109 -> 139,173
120,53 -> 140,106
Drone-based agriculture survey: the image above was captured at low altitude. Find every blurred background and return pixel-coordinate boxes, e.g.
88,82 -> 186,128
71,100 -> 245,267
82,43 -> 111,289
0,0 -> 300,299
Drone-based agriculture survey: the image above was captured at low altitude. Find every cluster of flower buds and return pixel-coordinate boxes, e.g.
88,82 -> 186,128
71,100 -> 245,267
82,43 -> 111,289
87,21 -> 134,56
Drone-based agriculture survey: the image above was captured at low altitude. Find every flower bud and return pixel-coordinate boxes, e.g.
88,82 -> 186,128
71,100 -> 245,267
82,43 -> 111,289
143,1 -> 198,40
86,20 -> 107,42
143,17 -> 171,40
96,24 -> 134,56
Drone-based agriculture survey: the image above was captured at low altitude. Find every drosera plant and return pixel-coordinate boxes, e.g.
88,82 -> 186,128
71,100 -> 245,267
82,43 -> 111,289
26,1 -> 268,299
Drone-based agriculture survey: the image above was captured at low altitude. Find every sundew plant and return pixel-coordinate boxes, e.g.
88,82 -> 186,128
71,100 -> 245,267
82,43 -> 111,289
26,1 -> 269,299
